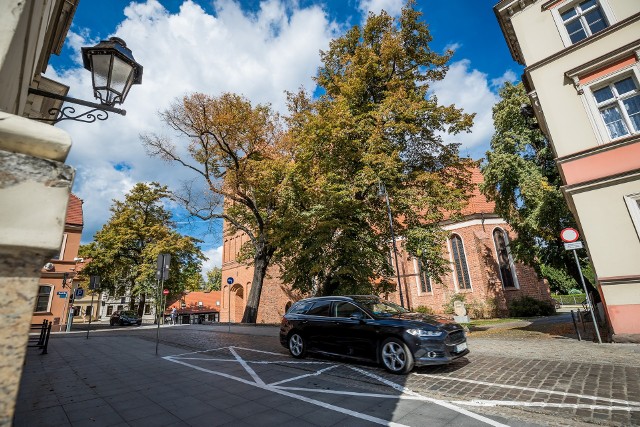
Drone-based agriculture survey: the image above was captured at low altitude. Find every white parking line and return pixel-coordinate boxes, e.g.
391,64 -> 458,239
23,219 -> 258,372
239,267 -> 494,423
415,374 -> 640,407
269,365 -> 339,386
164,347 -> 509,427
451,399 -> 640,411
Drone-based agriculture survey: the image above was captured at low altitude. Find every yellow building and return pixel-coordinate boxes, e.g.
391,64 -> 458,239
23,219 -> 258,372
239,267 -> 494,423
495,0 -> 640,342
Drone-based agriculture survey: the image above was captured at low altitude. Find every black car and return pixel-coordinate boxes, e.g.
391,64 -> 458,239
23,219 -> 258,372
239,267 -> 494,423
109,311 -> 142,326
279,295 -> 469,374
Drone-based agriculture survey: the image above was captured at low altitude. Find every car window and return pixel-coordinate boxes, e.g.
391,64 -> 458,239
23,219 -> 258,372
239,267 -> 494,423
122,311 -> 135,316
355,299 -> 408,317
334,302 -> 365,319
306,300 -> 331,317
288,301 -> 314,314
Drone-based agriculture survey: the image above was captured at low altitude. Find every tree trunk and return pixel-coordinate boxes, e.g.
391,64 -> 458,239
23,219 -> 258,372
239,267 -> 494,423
137,293 -> 146,317
241,242 -> 273,323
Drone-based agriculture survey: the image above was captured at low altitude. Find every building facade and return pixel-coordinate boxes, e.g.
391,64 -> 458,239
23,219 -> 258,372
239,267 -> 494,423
495,0 -> 640,341
166,291 -> 222,325
31,194 -> 93,331
0,1 -> 80,421
221,169 -> 552,324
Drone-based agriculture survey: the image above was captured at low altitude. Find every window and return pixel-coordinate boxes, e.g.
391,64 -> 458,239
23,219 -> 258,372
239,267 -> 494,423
306,300 -> 332,317
34,285 -> 53,312
288,301 -> 313,314
558,0 -> 609,44
416,258 -> 432,294
144,304 -> 151,315
117,305 -> 123,311
334,302 -> 365,319
625,193 -> 640,241
450,235 -> 472,290
106,305 -> 114,316
591,75 -> 640,140
493,228 -> 519,289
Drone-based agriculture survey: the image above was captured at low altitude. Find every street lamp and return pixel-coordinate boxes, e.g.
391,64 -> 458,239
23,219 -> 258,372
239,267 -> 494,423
29,37 -> 143,124
379,181 -> 405,308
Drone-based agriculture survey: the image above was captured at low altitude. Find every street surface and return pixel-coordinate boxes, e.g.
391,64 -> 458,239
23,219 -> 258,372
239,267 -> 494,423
15,321 -> 640,426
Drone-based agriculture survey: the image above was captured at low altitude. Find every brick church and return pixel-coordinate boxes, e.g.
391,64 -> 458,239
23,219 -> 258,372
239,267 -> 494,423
221,168 -> 552,324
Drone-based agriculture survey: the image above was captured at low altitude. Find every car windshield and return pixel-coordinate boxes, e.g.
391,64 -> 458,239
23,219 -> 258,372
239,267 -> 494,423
354,298 -> 408,317
121,311 -> 136,316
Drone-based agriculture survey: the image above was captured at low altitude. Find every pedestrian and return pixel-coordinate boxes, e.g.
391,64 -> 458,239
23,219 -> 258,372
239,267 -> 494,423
171,307 -> 177,325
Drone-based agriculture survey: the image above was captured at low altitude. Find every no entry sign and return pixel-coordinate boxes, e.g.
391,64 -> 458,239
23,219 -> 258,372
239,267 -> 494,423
560,227 -> 579,243
163,289 -> 169,295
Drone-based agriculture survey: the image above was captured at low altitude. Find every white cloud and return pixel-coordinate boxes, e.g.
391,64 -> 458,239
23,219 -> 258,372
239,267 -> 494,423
358,0 -> 404,17
430,59 -> 511,158
491,69 -> 517,89
202,245 -> 223,276
48,0 -> 339,244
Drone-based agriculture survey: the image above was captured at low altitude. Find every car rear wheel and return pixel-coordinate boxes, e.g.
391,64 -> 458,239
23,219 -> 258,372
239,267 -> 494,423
288,332 -> 307,358
380,338 -> 414,374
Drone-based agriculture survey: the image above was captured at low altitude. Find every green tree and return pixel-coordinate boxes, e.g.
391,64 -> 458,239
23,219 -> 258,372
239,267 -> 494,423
481,82 -> 596,293
142,93 -> 289,323
79,183 -> 204,317
205,267 -> 222,291
273,3 -> 474,296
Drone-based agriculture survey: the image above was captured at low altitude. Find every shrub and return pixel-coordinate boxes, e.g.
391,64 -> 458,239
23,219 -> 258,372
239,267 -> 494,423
466,298 -> 498,319
414,305 -> 435,315
508,296 -> 556,317
568,288 -> 583,295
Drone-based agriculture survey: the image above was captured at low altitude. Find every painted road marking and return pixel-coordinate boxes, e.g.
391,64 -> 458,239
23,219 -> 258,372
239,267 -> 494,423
166,347 -> 509,427
269,365 -> 339,386
415,374 -> 640,408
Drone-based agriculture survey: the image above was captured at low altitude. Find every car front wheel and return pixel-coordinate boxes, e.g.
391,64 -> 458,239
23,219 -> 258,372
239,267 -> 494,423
380,337 -> 414,374
288,332 -> 307,358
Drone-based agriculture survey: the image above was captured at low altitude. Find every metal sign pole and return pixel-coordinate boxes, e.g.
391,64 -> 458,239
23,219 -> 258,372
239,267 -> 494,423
572,249 -> 602,344
155,253 -> 170,355
86,293 -> 94,339
155,278 -> 162,355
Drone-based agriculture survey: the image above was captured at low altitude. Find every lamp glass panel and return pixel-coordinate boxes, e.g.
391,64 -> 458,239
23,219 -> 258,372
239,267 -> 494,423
110,56 -> 134,99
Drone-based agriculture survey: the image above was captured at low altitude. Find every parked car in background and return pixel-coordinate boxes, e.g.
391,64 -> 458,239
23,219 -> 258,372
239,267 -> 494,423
279,295 -> 469,374
110,311 -> 142,326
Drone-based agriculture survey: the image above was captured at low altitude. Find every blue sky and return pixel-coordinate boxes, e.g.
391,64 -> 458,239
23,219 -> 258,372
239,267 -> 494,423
48,0 -> 521,274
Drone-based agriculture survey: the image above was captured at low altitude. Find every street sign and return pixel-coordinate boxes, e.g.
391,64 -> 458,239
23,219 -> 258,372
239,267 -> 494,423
163,289 -> 169,295
75,288 -> 84,298
227,277 -> 234,285
560,227 -> 579,243
89,275 -> 101,290
56,291 -> 68,298
156,253 -> 171,280
564,241 -> 583,250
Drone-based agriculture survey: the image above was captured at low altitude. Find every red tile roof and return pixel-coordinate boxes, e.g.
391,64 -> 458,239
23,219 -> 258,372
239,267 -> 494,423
66,194 -> 83,226
460,167 -> 495,216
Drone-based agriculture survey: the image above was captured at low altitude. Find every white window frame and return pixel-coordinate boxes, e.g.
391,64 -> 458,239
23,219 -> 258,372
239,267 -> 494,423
34,285 -> 54,313
448,234 -> 472,292
491,227 -> 520,290
412,257 -> 432,296
584,65 -> 640,143
551,0 -> 614,47
58,233 -> 68,260
624,192 -> 640,242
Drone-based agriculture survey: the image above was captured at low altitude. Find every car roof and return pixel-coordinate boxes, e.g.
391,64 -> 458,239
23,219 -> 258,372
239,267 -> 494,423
296,295 -> 380,303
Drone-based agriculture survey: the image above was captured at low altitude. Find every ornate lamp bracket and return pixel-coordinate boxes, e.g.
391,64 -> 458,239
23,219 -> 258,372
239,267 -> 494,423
28,88 -> 126,124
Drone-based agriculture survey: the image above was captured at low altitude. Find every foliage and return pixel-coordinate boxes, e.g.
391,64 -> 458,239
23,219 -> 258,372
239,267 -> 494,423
540,263 -> 575,294
508,296 -> 555,317
78,183 -> 204,317
414,305 -> 435,315
142,93 -> 289,323
480,82 -> 597,292
466,298 -> 499,319
273,2 -> 474,296
204,267 -> 222,291
568,289 -> 584,295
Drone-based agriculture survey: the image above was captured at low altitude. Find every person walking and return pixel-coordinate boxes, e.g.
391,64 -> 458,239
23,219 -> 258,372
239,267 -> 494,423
171,307 -> 177,325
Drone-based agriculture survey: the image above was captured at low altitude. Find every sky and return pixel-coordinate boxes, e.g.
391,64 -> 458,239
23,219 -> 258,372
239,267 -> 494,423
47,0 -> 522,276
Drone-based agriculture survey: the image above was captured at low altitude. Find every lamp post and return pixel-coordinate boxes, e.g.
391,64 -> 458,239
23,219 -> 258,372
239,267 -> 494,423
29,37 -> 143,124
379,181 -> 405,308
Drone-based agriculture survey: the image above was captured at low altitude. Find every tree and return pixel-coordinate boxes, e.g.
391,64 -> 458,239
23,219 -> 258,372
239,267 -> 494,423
273,3 -> 475,296
480,82 -> 596,293
142,93 -> 289,323
205,267 -> 222,291
79,183 -> 205,317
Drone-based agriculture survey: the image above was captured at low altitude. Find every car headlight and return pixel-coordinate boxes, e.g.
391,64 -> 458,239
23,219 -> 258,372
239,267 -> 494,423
407,328 -> 443,337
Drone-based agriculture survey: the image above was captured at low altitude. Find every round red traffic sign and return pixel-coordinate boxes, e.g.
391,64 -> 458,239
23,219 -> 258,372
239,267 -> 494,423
163,289 -> 169,295
560,227 -> 579,243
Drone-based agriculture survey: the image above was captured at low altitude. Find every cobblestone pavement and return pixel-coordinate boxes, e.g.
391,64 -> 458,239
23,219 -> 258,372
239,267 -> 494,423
132,324 -> 640,426
17,323 -> 640,426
